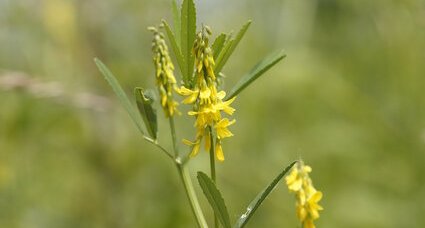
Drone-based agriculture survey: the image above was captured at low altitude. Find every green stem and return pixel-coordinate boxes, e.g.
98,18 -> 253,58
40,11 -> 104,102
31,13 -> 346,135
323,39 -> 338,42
208,127 -> 218,228
143,136 -> 173,159
177,164 -> 209,228
169,116 -> 208,228
209,129 -> 216,182
169,117 -> 178,157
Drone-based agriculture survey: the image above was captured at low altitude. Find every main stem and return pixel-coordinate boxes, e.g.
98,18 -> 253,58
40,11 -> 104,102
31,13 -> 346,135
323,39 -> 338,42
177,164 -> 208,228
208,127 -> 218,228
169,116 -> 208,228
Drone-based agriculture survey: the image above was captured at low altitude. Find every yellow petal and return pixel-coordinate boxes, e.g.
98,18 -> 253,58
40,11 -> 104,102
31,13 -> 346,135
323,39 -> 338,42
217,91 -> 226,100
215,118 -> 236,139
288,179 -> 302,192
176,86 -> 198,96
298,189 -> 307,204
215,141 -> 224,161
183,93 -> 198,104
216,126 -> 233,139
224,96 -> 236,105
310,191 -> 323,203
303,219 -> 315,228
161,94 -> 167,107
216,118 -> 233,128
200,87 -> 211,99
285,169 -> 298,184
188,111 -> 198,116
303,165 -> 312,173
207,67 -> 216,80
189,143 -> 201,157
215,96 -> 236,115
208,56 -> 215,65
310,207 -> 320,220
297,205 -> 307,220
182,139 -> 196,146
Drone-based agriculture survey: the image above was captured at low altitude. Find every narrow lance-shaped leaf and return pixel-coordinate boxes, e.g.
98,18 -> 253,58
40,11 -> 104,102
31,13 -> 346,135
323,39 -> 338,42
180,0 -> 196,85
162,20 -> 186,78
212,33 -> 227,60
215,38 -> 233,71
171,0 -> 181,46
226,50 -> 286,100
197,172 -> 232,228
233,161 -> 297,228
215,20 -> 252,74
94,58 -> 146,135
134,87 -> 158,140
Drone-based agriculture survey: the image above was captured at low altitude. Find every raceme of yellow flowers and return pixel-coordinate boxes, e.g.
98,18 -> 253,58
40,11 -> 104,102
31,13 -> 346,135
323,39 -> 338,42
286,161 -> 323,228
149,26 -> 179,117
177,26 -> 236,162
150,25 -> 236,162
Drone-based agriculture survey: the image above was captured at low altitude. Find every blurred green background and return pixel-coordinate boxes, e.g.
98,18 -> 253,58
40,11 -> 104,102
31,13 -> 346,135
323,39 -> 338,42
1,0 -> 425,227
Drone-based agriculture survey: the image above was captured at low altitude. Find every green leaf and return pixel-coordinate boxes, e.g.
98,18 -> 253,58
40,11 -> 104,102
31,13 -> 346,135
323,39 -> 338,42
171,0 -> 181,46
233,161 -> 297,228
162,20 -> 186,78
134,87 -> 158,139
197,172 -> 231,228
226,49 -> 286,100
94,58 -> 146,135
212,33 -> 227,60
180,0 -> 196,85
215,38 -> 233,72
215,20 -> 252,74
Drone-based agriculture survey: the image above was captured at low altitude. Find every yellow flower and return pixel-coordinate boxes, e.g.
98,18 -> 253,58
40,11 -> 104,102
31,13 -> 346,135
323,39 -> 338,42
176,86 -> 198,104
307,191 -> 323,219
149,25 -> 179,117
215,96 -> 236,115
286,161 -> 323,228
286,165 -> 312,192
178,25 -> 236,161
182,138 -> 201,157
215,118 -> 236,139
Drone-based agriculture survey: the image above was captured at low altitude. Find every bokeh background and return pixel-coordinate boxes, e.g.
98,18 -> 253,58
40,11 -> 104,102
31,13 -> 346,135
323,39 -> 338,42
1,0 -> 425,227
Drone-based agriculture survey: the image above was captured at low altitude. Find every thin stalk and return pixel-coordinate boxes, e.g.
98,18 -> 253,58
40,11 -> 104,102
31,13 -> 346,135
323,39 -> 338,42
177,164 -> 209,228
209,130 -> 216,182
169,116 -> 208,228
169,117 -> 178,157
143,136 -> 173,159
208,127 -> 218,228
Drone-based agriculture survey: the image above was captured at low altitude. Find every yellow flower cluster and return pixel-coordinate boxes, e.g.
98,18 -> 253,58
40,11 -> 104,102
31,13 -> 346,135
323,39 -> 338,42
286,161 -> 323,228
149,26 -> 179,117
177,26 -> 236,161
